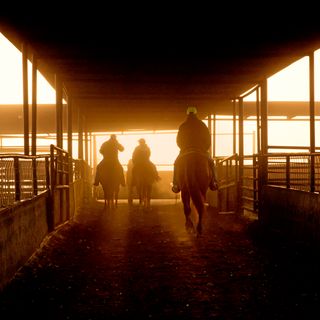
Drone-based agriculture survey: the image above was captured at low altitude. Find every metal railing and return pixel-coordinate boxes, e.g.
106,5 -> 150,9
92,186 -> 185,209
0,154 -> 50,207
237,152 -> 320,216
264,152 -> 320,193
215,154 -> 239,214
242,155 -> 259,213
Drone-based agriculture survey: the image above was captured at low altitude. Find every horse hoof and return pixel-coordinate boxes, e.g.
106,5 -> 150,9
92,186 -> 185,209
197,224 -> 202,235
185,221 -> 194,234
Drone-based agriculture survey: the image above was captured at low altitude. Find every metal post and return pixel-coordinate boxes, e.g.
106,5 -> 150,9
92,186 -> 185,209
67,96 -> 73,157
286,155 -> 290,189
309,51 -> 315,192
22,43 -> 29,155
256,87 -> 261,154
49,145 -> 55,231
258,79 -> 268,217
233,100 -> 236,155
55,75 -> 63,148
212,114 -> 216,157
84,116 -> 89,163
31,54 -> 37,156
67,96 -> 73,183
14,157 -> 20,201
238,98 -> 244,215
78,107 -> 84,160
208,114 -> 212,157
260,79 -> 268,155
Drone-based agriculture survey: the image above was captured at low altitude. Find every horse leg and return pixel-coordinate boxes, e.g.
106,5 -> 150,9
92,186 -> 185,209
181,191 -> 194,233
112,192 -> 116,209
192,193 -> 206,236
115,193 -> 118,208
115,186 -> 119,208
128,184 -> 133,206
142,185 -> 147,209
146,185 -> 152,209
110,193 -> 114,209
138,187 -> 143,207
102,189 -> 107,210
106,191 -> 112,209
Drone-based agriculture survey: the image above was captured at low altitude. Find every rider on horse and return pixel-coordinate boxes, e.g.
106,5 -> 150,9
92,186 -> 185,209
94,134 -> 125,187
171,106 -> 218,193
131,138 -> 160,186
132,138 -> 151,164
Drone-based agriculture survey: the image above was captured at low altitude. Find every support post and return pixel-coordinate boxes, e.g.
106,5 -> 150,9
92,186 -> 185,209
258,78 -> 268,216
233,100 -> 236,155
78,107 -> 84,160
55,75 -> 63,149
309,51 -> 315,192
22,43 -> 29,155
31,54 -> 37,156
238,98 -> 244,215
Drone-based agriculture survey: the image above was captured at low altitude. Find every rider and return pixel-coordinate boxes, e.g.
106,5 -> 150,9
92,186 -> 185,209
94,134 -> 125,187
171,106 -> 218,193
131,138 -> 160,186
132,138 -> 151,165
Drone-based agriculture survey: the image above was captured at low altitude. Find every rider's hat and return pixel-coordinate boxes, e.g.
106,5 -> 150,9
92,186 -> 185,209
186,106 -> 197,115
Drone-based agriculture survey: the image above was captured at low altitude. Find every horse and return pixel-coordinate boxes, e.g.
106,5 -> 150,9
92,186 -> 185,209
95,158 -> 124,209
176,150 -> 213,236
131,160 -> 160,210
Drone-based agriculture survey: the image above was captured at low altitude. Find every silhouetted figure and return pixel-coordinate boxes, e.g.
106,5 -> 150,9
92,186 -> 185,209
172,106 -> 218,193
94,134 -> 125,187
131,138 -> 160,209
131,138 -> 160,186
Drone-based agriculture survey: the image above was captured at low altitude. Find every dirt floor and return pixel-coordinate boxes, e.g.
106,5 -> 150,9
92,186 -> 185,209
1,199 -> 320,319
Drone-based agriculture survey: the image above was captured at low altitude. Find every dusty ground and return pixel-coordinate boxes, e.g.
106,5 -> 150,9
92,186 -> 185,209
1,199 -> 320,319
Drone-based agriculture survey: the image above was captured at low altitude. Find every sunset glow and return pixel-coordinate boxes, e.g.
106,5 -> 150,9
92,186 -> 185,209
0,32 -> 56,104
1,32 -> 320,162
245,49 -> 320,102
95,131 -> 180,170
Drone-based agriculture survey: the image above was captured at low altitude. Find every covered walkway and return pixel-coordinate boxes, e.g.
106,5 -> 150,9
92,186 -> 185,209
1,10 -> 320,320
0,200 -> 319,319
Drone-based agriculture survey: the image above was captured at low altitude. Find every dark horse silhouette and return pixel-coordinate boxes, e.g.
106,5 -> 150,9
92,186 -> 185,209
176,151 -> 213,236
95,158 -> 124,209
132,160 -> 160,210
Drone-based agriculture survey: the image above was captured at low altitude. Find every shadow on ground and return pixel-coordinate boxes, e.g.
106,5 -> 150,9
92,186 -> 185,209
1,200 -> 320,319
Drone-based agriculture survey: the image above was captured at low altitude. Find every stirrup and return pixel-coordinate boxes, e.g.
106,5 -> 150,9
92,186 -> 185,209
171,184 -> 180,193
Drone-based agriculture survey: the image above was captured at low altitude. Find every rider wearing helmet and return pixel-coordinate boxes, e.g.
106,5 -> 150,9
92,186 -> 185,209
171,106 -> 218,193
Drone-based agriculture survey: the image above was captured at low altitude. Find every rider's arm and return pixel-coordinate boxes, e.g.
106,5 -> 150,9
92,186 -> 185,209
117,142 -> 125,152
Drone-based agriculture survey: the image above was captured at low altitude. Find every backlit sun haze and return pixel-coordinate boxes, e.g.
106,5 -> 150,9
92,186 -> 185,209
1,32 -> 320,163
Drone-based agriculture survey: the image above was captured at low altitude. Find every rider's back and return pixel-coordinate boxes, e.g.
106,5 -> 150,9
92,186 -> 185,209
177,114 -> 210,152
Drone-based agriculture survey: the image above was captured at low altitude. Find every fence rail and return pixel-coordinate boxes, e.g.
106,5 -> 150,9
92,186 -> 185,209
265,152 -> 320,193
216,154 -> 239,214
0,147 -> 91,208
0,154 -> 50,207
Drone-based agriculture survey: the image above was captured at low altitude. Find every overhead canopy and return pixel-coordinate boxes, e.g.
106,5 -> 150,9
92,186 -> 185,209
1,8 -> 320,132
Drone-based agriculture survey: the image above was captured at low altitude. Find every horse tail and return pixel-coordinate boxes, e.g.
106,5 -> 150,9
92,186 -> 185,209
184,156 -> 207,212
189,177 -> 206,214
